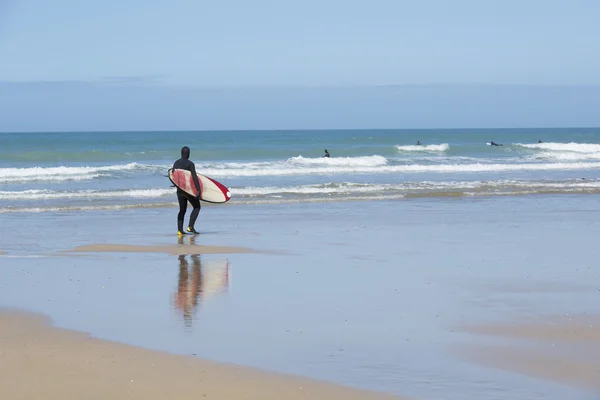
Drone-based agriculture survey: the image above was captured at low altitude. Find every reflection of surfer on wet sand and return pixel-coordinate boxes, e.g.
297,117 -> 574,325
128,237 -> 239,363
172,255 -> 230,328
173,255 -> 202,327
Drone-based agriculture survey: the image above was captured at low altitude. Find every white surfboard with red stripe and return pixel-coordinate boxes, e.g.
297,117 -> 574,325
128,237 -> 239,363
168,169 -> 231,204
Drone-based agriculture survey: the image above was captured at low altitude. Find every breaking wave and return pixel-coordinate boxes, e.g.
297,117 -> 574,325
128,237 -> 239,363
516,142 -> 600,162
2,180 -> 600,211
518,142 -> 600,153
0,163 -> 153,183
202,161 -> 600,177
0,188 -> 174,200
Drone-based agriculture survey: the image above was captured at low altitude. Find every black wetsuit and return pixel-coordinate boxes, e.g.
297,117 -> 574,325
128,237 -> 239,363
173,157 -> 201,232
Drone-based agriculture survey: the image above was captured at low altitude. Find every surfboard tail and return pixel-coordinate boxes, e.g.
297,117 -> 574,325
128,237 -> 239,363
206,176 -> 232,202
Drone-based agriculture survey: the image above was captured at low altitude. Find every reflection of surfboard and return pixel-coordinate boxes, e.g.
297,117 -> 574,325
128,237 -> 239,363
199,258 -> 230,300
172,256 -> 230,318
168,168 -> 231,204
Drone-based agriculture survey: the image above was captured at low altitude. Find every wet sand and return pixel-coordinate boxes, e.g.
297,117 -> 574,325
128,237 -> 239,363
66,243 -> 254,256
2,197 -> 600,399
461,314 -> 600,393
0,310 -> 404,400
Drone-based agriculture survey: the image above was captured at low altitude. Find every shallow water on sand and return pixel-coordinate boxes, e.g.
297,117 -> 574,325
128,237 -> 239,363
1,196 -> 600,399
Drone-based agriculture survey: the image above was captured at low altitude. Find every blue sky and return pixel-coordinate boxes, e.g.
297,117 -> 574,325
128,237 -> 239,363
1,0 -> 600,131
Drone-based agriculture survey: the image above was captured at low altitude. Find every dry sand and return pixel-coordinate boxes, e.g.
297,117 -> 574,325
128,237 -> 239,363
0,310 -> 404,400
66,243 -> 253,256
461,314 -> 600,392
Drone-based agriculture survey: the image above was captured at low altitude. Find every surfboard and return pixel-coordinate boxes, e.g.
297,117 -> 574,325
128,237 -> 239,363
168,168 -> 231,204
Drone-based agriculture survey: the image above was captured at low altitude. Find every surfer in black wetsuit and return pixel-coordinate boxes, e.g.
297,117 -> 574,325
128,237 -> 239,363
324,149 -> 330,158
490,141 -> 502,146
173,146 -> 201,235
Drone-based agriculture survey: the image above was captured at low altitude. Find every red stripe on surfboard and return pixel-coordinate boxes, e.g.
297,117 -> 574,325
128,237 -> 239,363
206,176 -> 231,201
196,176 -> 203,197
169,169 -> 201,197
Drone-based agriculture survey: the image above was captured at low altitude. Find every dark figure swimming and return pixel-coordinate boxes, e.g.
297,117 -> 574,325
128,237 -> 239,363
490,141 -> 502,146
173,146 -> 201,236
324,149 -> 330,158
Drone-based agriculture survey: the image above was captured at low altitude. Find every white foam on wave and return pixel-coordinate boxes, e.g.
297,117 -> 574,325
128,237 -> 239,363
396,143 -> 450,152
199,156 -> 388,173
533,151 -> 600,161
233,179 -> 600,197
0,188 -> 174,200
518,142 -> 600,153
199,156 -> 390,176
0,162 -> 147,183
516,142 -> 600,161
0,173 -> 105,183
288,155 -> 388,166
204,161 -> 600,177
504,179 -> 600,189
0,203 -> 176,213
4,149 -> 600,185
234,183 -> 387,196
234,182 -> 472,197
4,179 -> 599,212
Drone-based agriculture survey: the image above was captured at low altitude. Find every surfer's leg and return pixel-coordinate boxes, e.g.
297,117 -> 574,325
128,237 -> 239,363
188,196 -> 201,231
177,194 -> 188,233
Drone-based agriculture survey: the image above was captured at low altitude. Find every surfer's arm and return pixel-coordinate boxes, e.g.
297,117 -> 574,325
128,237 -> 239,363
190,163 -> 201,196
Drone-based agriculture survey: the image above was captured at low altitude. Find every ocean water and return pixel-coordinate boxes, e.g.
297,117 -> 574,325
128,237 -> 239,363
1,128 -> 600,213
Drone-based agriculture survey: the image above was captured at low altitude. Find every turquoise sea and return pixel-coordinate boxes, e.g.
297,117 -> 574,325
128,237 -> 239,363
1,128 -> 600,212
1,128 -> 600,399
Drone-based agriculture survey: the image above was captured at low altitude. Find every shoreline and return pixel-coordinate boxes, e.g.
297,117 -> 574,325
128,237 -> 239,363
0,309 -> 404,400
5,190 -> 600,215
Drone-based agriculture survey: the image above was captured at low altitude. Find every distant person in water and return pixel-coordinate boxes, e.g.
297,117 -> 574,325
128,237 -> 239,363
173,146 -> 201,236
324,149 -> 330,158
416,141 -> 422,145
490,141 -> 502,146
538,139 -> 543,143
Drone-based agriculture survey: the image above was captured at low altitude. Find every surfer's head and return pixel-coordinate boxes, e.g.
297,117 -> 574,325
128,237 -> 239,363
181,146 -> 190,159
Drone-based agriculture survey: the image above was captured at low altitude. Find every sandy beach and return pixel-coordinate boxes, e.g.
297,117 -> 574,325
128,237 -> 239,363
462,314 -> 600,393
0,310 -> 403,400
2,197 -> 599,399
